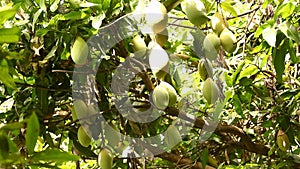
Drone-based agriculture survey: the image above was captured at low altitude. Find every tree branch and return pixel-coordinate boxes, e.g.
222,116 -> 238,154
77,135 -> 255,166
165,107 -> 272,156
157,152 -> 216,169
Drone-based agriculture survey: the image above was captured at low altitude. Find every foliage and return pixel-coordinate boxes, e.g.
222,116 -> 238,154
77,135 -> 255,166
0,0 -> 299,168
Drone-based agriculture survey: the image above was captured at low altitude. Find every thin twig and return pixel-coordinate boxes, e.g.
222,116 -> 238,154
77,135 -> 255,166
15,82 -> 71,92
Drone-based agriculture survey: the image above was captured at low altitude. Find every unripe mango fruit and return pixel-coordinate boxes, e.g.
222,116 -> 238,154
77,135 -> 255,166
155,28 -> 168,47
159,81 -> 177,106
202,78 -> 219,104
71,36 -> 89,65
132,34 -> 147,58
144,0 -> 168,34
149,42 -> 169,79
198,59 -> 213,81
204,33 -> 221,50
72,99 -> 87,121
98,148 -> 113,169
77,126 -> 91,147
220,28 -> 237,53
277,129 -> 290,152
181,0 -> 208,26
211,12 -> 225,35
203,33 -> 220,60
152,85 -> 169,110
165,125 -> 182,149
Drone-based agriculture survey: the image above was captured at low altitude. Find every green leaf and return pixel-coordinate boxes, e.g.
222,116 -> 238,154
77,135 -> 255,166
288,39 -> 300,63
26,112 -> 40,155
262,0 -> 272,8
221,2 -> 237,17
262,27 -> 277,47
239,77 -> 252,87
50,0 -> 60,12
0,4 -> 19,24
92,12 -> 105,29
0,122 -> 24,132
36,28 -> 49,37
32,9 -> 43,31
0,27 -> 21,44
232,61 -> 245,86
287,25 -> 300,44
0,59 -> 17,89
72,139 -> 98,157
31,148 -> 80,162
102,0 -> 111,10
254,23 -> 270,38
45,44 -> 58,60
0,132 -> 9,161
272,33 -> 288,83
201,148 -> 209,169
39,0 -> 47,12
60,11 -> 89,20
276,2 -> 295,19
238,65 -> 258,81
233,94 -> 244,118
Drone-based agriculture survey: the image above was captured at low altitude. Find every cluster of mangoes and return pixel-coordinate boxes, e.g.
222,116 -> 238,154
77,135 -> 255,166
181,0 -> 237,60
197,59 -> 219,105
132,34 -> 170,79
72,100 -> 115,169
131,0 -> 170,79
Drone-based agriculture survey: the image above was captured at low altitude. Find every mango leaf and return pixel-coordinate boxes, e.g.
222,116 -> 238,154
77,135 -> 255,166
278,22 -> 300,44
31,148 -> 80,162
221,2 -> 237,17
272,33 -> 288,83
0,122 -> 24,132
73,140 -> 98,157
26,112 -> 40,155
254,23 -> 270,38
50,0 -> 60,12
288,39 -> 300,63
233,94 -> 244,118
201,148 -> 209,169
60,11 -> 88,20
262,27 -> 277,47
287,25 -> 300,44
262,0 -> 272,8
102,0 -> 111,10
276,2 -> 295,19
0,27 -> 21,43
32,9 -> 43,31
92,12 -> 105,29
0,132 -> 9,161
0,59 -> 17,89
39,0 -> 47,12
0,4 -> 19,24
238,64 -> 258,82
232,61 -> 245,86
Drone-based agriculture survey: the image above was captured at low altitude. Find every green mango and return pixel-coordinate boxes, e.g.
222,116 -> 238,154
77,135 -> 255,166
202,78 -> 219,104
159,81 -> 177,106
98,148 -> 113,169
77,126 -> 91,147
181,0 -> 209,26
152,85 -> 169,110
